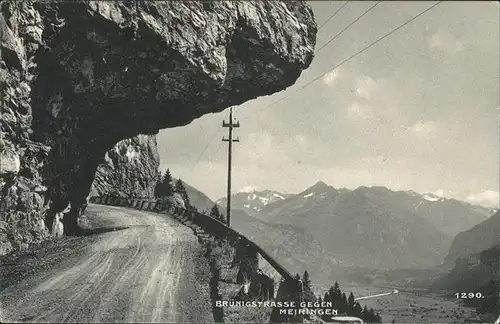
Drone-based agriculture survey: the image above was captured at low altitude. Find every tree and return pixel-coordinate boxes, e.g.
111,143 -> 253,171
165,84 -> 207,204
174,178 -> 192,209
303,270 -> 311,288
318,282 -> 382,323
154,169 -> 174,198
328,286 -> 336,303
302,270 -> 315,303
353,302 -> 363,317
210,204 -> 224,223
333,281 -> 341,298
154,171 -> 163,198
162,169 -> 173,196
347,292 -> 356,310
340,292 -> 348,313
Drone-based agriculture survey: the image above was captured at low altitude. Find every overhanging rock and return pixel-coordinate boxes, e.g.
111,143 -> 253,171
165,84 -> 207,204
0,0 -> 317,254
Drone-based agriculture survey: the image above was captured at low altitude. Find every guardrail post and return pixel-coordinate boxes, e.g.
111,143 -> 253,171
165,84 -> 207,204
236,242 -> 259,285
270,277 -> 304,323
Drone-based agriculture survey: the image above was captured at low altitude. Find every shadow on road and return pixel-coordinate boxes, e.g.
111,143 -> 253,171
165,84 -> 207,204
77,226 -> 130,237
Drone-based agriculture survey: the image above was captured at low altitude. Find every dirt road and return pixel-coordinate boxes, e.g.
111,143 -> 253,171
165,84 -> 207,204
0,204 -> 214,323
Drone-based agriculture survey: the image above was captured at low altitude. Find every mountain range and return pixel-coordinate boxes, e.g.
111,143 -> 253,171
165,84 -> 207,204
180,180 -> 216,214
181,179 -> 496,280
222,181 -> 493,238
216,190 -> 294,217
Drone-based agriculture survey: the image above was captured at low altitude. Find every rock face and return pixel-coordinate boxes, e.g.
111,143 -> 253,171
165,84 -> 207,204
443,210 -> 500,269
90,134 -> 159,199
0,1 -> 316,255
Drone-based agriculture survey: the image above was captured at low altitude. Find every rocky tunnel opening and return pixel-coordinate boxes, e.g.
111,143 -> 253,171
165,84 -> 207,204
0,0 -> 317,253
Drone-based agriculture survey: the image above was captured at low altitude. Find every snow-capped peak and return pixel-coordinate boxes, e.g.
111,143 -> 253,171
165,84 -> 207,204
259,196 -> 270,204
273,193 -> 285,200
422,192 -> 444,202
406,190 -> 420,197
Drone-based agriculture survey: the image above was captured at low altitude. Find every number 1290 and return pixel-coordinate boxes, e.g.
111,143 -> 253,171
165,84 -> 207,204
455,292 -> 483,299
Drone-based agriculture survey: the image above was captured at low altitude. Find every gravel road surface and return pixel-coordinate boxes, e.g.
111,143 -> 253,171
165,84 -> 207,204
0,204 -> 214,323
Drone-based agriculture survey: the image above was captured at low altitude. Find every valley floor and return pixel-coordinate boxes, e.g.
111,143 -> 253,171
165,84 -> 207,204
314,282 -> 483,323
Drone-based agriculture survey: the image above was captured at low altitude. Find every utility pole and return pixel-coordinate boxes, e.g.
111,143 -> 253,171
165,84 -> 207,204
222,108 -> 240,227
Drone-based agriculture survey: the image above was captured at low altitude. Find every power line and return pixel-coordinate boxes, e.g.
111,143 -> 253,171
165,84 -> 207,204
190,103 -> 246,173
191,1 -> 442,169
315,1 -> 381,54
316,1 -> 349,32
239,1 -> 443,118
190,126 -> 222,172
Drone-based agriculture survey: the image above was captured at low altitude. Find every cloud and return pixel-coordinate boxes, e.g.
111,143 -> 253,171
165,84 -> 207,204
427,29 -> 467,54
433,189 -> 444,197
294,134 -> 307,148
411,120 -> 437,138
466,190 -> 499,208
347,103 -> 367,120
355,75 -> 377,100
158,2 -> 499,203
323,69 -> 340,85
239,185 -> 259,193
245,132 -> 273,159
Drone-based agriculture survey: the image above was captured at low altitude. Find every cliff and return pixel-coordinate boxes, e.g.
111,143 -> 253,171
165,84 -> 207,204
0,0 -> 317,255
90,134 -> 159,199
443,210 -> 500,269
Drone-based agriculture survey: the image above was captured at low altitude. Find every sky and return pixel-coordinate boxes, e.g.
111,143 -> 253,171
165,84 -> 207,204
157,1 -> 500,208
